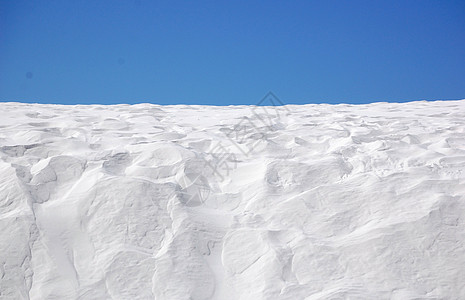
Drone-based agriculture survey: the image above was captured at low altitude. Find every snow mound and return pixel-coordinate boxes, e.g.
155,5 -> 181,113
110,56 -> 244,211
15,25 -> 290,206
1,100 -> 465,299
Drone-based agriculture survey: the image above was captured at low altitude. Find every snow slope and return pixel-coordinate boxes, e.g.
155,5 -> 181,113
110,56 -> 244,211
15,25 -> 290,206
0,100 -> 465,299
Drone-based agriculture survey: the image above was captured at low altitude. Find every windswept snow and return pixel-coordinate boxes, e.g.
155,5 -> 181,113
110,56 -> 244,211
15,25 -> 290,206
0,100 -> 465,299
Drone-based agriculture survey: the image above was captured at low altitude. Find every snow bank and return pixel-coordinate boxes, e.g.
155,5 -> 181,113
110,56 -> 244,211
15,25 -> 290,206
0,100 -> 464,299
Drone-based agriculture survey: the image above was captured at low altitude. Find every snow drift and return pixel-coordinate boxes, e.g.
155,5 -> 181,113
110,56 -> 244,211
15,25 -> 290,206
0,100 -> 464,299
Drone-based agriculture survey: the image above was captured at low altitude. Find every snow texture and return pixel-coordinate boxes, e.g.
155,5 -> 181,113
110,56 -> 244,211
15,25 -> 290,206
0,100 -> 465,299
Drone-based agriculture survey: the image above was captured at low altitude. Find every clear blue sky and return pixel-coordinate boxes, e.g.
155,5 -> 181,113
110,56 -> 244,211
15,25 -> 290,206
1,0 -> 464,105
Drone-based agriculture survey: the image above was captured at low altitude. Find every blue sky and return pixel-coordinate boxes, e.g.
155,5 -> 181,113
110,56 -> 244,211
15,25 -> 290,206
1,0 -> 464,105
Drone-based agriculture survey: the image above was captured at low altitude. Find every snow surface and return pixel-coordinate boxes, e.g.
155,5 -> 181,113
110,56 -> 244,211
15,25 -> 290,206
1,100 -> 465,299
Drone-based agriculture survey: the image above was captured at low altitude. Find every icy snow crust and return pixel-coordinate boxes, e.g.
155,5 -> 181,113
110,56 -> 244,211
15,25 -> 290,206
1,100 -> 465,299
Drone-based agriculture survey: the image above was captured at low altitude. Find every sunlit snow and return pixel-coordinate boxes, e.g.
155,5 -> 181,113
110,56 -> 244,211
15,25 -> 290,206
1,100 -> 464,299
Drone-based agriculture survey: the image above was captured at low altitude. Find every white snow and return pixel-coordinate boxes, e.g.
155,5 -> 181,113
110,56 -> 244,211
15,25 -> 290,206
0,100 -> 465,299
